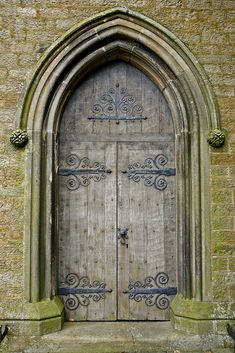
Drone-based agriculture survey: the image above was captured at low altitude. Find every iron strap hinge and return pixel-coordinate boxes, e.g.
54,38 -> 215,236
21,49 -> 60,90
57,273 -> 112,310
58,154 -> 112,190
122,154 -> 175,190
123,287 -> 177,296
123,272 -> 177,310
58,287 -> 112,295
58,168 -> 112,176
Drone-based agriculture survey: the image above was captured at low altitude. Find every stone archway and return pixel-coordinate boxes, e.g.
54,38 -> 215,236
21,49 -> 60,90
16,7 -> 220,334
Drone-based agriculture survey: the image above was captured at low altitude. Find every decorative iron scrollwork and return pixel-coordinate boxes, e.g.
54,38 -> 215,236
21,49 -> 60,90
58,153 -> 112,190
123,272 -> 177,310
87,83 -> 147,124
122,154 -> 175,190
58,273 -> 112,310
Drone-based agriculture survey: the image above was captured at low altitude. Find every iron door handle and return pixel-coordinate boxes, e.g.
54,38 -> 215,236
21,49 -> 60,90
118,228 -> 129,244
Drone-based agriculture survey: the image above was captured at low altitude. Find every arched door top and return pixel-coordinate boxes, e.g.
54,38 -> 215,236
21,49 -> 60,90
19,7 -> 219,133
20,8 -> 217,307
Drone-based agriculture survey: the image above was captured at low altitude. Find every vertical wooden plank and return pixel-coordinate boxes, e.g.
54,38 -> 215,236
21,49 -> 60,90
104,142 -> 117,320
126,64 -> 142,134
145,143 -> 166,320
118,142 -> 147,320
145,144 -> 164,320
117,142 -> 130,320
109,61 -> 127,134
128,144 -> 147,320
86,142 -> 104,320
159,94 -> 173,136
77,76 -> 95,136
163,142 -> 177,313
141,74 -> 160,135
92,70 -> 109,135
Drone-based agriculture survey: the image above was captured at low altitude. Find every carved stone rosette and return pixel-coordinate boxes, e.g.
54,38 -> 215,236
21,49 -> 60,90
10,129 -> 29,147
207,129 -> 225,148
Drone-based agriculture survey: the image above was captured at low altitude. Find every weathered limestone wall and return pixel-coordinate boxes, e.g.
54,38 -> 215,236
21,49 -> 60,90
0,0 -> 234,336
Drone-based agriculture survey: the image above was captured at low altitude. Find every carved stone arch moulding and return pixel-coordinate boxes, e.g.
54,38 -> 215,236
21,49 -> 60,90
12,7 -> 222,334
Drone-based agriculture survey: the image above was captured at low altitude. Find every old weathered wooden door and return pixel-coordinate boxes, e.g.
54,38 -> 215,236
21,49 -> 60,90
57,61 -> 177,321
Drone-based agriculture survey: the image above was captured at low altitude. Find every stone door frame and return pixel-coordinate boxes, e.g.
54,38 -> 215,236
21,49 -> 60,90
16,7 -> 220,334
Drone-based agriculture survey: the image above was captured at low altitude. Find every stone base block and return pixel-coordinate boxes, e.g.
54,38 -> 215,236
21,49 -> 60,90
0,297 -> 64,336
171,294 -> 235,335
0,316 -> 63,337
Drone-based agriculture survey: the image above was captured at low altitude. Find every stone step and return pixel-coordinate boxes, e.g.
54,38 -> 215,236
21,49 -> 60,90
0,322 -> 233,353
1,340 -> 233,353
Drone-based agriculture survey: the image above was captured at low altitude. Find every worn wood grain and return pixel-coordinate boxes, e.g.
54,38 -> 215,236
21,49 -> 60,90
58,60 -> 176,321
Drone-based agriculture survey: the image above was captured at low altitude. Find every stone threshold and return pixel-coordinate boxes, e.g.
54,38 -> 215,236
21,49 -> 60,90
1,321 -> 233,353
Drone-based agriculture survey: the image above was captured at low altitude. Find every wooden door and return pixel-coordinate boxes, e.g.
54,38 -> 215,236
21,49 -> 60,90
57,141 -> 117,321
117,142 -> 176,320
57,61 -> 177,321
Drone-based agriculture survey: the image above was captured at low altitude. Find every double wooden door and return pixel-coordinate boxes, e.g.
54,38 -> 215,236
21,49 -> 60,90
57,61 -> 177,321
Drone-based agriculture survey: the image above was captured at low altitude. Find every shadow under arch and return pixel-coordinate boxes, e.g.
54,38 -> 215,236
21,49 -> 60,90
19,7 -> 220,329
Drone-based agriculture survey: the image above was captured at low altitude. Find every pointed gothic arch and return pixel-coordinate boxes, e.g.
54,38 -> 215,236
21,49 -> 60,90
18,7 -> 220,331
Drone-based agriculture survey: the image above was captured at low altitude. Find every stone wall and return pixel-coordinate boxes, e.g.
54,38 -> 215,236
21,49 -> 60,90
0,0 -> 234,337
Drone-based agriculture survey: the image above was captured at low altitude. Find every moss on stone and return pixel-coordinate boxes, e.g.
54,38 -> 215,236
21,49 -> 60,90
171,295 -> 214,320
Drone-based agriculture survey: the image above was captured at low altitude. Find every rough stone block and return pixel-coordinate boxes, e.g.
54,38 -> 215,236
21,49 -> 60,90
214,85 -> 235,98
0,54 -> 17,66
56,19 -> 75,30
211,189 -> 233,204
0,29 -> 11,39
211,153 -> 235,166
211,216 -> 233,231
229,258 -> 235,271
155,0 -> 182,8
17,7 -> 37,17
212,257 -> 228,271
220,110 -> 235,133
212,204 -> 235,218
0,68 -> 8,80
210,166 -> 229,177
202,32 -> 228,44
212,0 -> 235,8
212,272 -> 230,302
185,0 -> 211,9
212,231 -> 235,255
